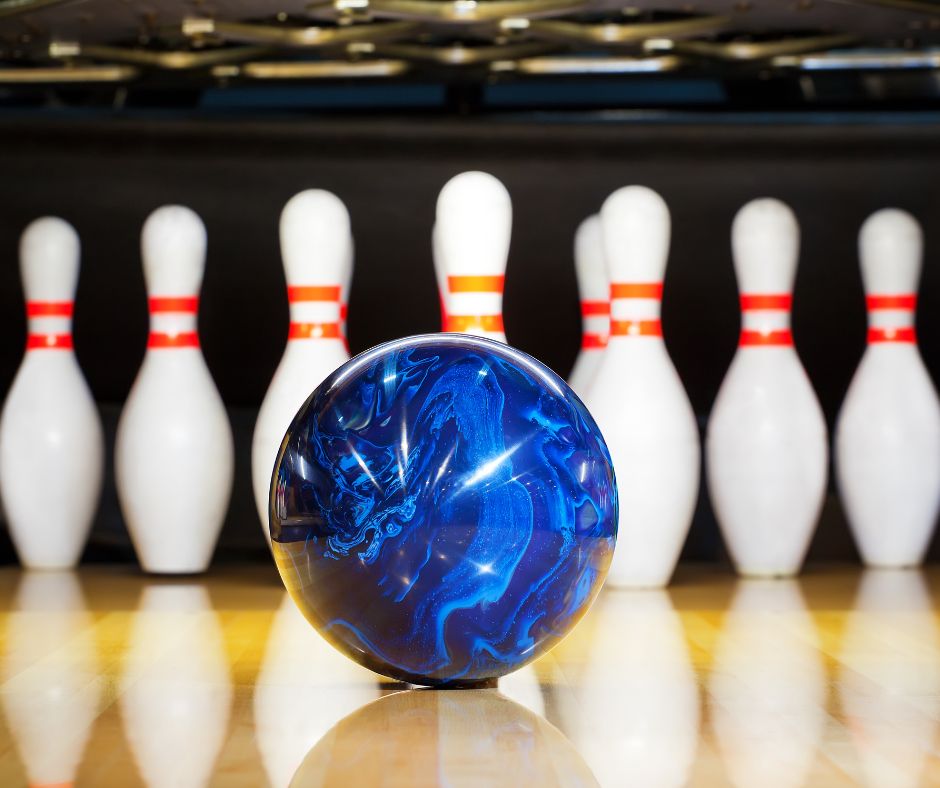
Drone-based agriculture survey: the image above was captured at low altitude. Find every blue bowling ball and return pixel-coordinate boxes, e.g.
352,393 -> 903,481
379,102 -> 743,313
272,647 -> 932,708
270,334 -> 617,686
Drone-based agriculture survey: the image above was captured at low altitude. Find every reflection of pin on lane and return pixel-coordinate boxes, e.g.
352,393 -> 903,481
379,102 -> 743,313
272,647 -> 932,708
290,689 -> 597,787
1,572 -> 100,788
0,217 -> 105,569
709,580 -> 826,788
121,585 -> 232,788
585,186 -> 700,589
254,595 -> 380,788
551,589 -> 699,788
706,198 -> 828,578
568,215 -> 609,399
838,570 -> 940,788
436,171 -> 511,343
252,190 -> 353,544
115,205 -> 235,574
836,209 -> 940,569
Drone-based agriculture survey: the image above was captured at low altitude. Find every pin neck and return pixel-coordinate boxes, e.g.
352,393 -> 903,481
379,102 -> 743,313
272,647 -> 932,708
608,282 -> 662,339
739,292 -> 792,338
148,295 -> 199,349
866,293 -> 917,343
287,285 -> 344,343
445,274 -> 505,339
25,301 -> 74,351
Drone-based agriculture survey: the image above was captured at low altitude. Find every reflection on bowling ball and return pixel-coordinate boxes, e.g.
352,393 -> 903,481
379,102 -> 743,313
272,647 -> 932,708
270,334 -> 617,686
290,689 -> 598,787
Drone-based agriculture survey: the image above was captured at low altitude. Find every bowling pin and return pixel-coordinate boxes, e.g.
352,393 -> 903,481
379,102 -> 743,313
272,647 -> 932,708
121,584 -> 232,788
252,190 -> 352,542
436,171 -> 510,343
585,186 -> 700,589
568,214 -> 610,398
835,209 -> 940,568
1,572 -> 101,788
706,198 -> 827,577
0,217 -> 104,569
115,205 -> 235,574
340,237 -> 353,352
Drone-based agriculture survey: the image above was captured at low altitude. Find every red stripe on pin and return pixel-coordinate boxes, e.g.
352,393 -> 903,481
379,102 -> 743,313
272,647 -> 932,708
610,320 -> 662,337
866,294 -> 917,311
580,300 -> 610,317
740,329 -> 793,346
581,333 -> 608,349
288,322 -> 342,340
148,332 -> 199,348
868,327 -> 916,343
610,283 -> 662,300
149,297 -> 198,313
26,334 -> 72,350
26,301 -> 73,317
740,294 -> 792,311
288,286 -> 341,302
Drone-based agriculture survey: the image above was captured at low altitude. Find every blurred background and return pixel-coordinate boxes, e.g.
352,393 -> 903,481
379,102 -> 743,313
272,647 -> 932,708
0,0 -> 938,566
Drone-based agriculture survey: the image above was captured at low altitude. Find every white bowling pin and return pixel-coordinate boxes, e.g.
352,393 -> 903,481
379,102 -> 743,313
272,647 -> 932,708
340,237 -> 353,351
251,191 -> 352,542
115,206 -> 235,574
436,171 -> 511,343
253,595 -> 381,788
568,215 -> 610,399
553,590 -> 699,788
1,572 -> 101,788
835,210 -> 940,568
838,570 -> 940,788
121,584 -> 232,788
706,199 -> 828,577
585,186 -> 700,588
709,581 -> 826,788
0,218 -> 104,569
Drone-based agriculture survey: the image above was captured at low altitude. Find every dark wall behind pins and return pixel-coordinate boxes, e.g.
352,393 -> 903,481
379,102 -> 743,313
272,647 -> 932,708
0,116 -> 938,564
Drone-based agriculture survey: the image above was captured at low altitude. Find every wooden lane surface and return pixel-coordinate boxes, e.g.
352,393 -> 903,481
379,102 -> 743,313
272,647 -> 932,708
0,564 -> 936,787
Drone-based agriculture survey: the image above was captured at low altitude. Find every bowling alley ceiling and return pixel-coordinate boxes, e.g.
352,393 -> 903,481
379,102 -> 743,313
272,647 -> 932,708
1,0 -> 939,104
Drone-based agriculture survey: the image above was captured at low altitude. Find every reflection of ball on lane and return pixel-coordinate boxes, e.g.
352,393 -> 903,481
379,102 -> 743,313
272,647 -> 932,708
271,334 -> 618,687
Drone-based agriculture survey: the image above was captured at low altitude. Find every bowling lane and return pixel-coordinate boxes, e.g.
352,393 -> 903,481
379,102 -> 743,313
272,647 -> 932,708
0,565 -> 938,787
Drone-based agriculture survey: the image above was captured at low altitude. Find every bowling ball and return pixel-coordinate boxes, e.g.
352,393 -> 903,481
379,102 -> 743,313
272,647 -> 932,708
269,334 -> 617,686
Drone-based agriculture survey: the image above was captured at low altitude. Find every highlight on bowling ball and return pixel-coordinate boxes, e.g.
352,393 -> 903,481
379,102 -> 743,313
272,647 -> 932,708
269,334 -> 618,687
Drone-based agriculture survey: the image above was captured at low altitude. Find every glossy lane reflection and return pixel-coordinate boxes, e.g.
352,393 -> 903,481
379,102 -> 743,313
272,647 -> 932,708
290,689 -> 597,787
709,580 -> 826,788
838,570 -> 940,787
552,589 -> 700,788
1,572 -> 100,787
120,583 -> 233,788
254,594 -> 383,788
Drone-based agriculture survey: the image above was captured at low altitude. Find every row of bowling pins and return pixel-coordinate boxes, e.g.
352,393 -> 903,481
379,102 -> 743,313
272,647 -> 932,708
0,191 -> 355,572
4,570 -> 936,787
563,187 -> 940,585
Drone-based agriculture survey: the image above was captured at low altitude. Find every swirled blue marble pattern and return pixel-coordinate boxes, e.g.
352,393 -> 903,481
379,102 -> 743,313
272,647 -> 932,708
270,334 -> 617,686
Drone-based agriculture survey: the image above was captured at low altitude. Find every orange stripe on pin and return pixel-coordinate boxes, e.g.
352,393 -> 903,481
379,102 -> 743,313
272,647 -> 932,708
149,297 -> 198,313
610,283 -> 662,300
866,294 -> 916,311
448,275 -> 505,293
148,332 -> 199,348
740,294 -> 792,311
26,301 -> 73,317
740,329 -> 793,346
288,322 -> 342,340
610,320 -> 662,337
445,314 -> 504,333
288,285 -> 341,302
26,333 -> 72,350
868,327 -> 916,343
